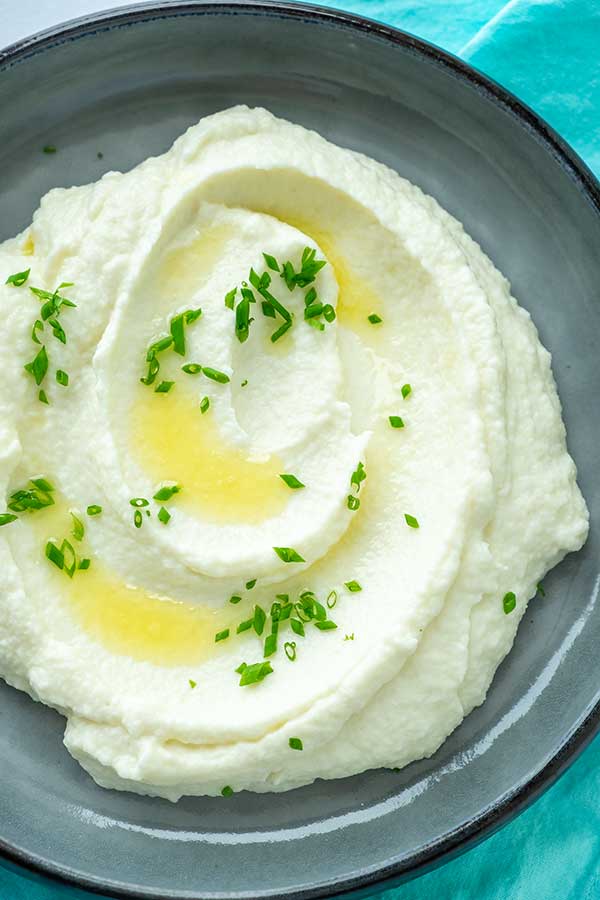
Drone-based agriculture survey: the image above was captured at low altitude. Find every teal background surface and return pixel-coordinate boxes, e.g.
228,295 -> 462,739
1,0 -> 599,897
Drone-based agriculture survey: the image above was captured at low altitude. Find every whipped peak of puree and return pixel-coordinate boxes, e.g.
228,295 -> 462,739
0,107 -> 588,799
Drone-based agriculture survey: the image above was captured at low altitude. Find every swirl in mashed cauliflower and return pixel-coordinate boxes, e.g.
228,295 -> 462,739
0,107 -> 588,799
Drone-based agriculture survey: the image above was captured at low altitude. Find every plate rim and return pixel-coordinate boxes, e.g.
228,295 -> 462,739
1,2 -> 599,899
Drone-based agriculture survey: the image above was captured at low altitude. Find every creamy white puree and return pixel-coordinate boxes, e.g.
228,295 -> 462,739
0,107 -> 588,799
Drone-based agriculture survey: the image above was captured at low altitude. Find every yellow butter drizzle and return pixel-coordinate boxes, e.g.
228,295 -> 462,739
130,385 -> 288,524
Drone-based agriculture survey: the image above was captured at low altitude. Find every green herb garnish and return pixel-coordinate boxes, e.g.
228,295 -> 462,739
263,253 -> 279,271
158,506 -> 171,525
224,288 -> 237,310
43,145 -> 57,154
273,546 -> 305,563
86,505 -> 102,516
503,591 -> 516,614
154,380 -> 174,393
389,415 -> 404,429
245,579 -> 257,590
347,495 -> 360,511
202,366 -> 230,384
182,363 -> 202,375
404,514 -> 419,529
237,660 -> 273,686
401,383 -> 412,399
289,737 -> 303,751
537,582 -> 545,597
229,594 -> 242,605
367,313 -> 383,324
56,369 -> 69,387
0,513 -> 18,527
350,461 -> 366,493
253,605 -> 267,636
189,679 -> 197,689
24,345 -> 48,386
6,268 -> 30,287
38,390 -> 49,404
130,497 -> 150,508
70,511 -> 84,541
345,580 -> 362,592
221,785 -> 234,797
284,640 -> 297,660
153,483 -> 181,502
200,396 -> 210,414
279,473 -> 305,489
215,629 -> 230,643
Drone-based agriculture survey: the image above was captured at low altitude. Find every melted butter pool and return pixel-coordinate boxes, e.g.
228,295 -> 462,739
129,386 -> 288,525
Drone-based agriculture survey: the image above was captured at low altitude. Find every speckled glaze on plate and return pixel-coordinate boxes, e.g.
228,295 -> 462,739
0,3 -> 599,898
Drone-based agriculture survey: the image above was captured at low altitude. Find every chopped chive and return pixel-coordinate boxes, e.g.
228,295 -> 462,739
202,366 -> 230,384
537,582 -> 545,597
24,345 -> 48,386
284,640 -> 297,660
31,319 -> 44,344
304,302 -> 323,320
182,363 -> 202,375
238,660 -> 273,686
503,591 -> 516,614
315,620 -> 337,631
401,383 -> 412,399
289,737 -> 303,751
273,546 -> 305,563
350,461 -> 366,493
236,618 -> 253,634
0,513 -> 18,527
148,335 -> 173,356
241,379 -> 248,388
43,145 -> 57,154
347,495 -> 360,511
130,497 -> 149,507
38,390 -> 49,404
245,579 -> 257,590
155,381 -> 174,393
49,318 -> 66,344
270,319 -> 292,343
61,538 -> 77,577
229,594 -> 242,605
253,605 -> 267,636
263,253 -> 280,271
279,473 -> 305,490
224,288 -> 237,310
70,511 -> 84,541
264,633 -> 278,657
304,287 -> 317,307
290,618 -> 305,637
185,306 -> 202,324
158,506 -> 171,525
78,558 -> 91,570
389,415 -> 404,429
56,369 -> 69,387
261,300 -> 276,318
345,580 -> 362,592
133,510 -> 143,528
344,633 -> 355,641
45,540 -> 64,570
200,396 -> 210,414
189,679 -> 197,689
30,477 -> 54,493
326,590 -> 337,609
215,629 -> 230,643
86,505 -> 102,516
221,785 -> 234,797
404,513 -> 419,529
153,483 -> 181,502
323,304 -> 336,323
6,268 -> 30,287
235,296 -> 251,343
367,313 -> 383,324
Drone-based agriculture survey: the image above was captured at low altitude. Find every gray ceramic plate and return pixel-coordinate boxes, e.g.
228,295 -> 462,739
0,3 -> 599,898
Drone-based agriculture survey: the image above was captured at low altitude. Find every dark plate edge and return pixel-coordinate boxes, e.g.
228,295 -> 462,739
0,2 -> 599,899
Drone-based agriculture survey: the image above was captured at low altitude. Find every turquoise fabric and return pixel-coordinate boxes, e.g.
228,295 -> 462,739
2,1 -> 599,897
